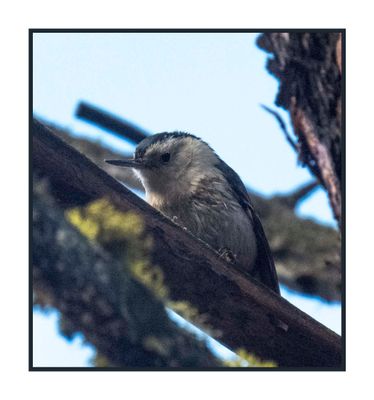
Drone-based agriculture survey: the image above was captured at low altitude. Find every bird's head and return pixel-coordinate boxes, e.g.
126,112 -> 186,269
106,132 -> 220,198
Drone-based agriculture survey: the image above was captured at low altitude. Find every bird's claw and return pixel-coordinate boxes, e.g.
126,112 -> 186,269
218,247 -> 236,264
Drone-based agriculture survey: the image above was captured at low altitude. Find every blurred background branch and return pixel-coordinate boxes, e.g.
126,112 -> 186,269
33,172 -> 220,368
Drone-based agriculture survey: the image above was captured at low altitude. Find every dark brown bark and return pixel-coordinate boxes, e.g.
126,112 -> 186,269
46,120 -> 341,301
33,174 -> 220,368
257,32 -> 343,227
32,118 -> 342,368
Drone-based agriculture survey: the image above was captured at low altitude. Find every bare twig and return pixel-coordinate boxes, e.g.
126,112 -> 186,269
261,104 -> 298,151
261,104 -> 323,182
274,180 -> 319,209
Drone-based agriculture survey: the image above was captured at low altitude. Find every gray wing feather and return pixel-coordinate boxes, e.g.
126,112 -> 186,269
215,159 -> 280,294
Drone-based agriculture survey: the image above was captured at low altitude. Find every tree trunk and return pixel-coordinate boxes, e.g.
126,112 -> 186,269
257,32 -> 343,227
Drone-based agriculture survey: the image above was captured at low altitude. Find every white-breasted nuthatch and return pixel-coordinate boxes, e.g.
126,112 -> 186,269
106,132 -> 280,294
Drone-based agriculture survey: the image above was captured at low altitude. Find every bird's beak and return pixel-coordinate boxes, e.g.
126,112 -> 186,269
105,158 -> 145,169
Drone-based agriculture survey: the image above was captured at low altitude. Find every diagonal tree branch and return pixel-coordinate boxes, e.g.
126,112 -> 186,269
45,119 -> 341,302
32,118 -> 342,368
260,104 -> 298,152
76,101 -> 148,144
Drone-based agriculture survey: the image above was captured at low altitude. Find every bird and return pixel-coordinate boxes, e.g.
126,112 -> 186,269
105,132 -> 280,294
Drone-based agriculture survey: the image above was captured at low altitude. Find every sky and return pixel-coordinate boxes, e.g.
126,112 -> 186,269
32,32 -> 340,367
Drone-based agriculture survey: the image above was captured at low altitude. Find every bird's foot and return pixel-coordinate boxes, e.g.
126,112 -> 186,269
171,215 -> 188,231
218,247 -> 237,264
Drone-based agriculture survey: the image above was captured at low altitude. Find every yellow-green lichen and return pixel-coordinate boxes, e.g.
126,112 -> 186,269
66,199 -> 145,244
142,335 -> 172,357
91,352 -> 110,367
167,300 -> 201,321
65,199 -> 170,300
131,259 -> 170,299
66,207 -> 100,241
166,300 -> 221,339
224,348 -> 277,368
65,199 -> 215,334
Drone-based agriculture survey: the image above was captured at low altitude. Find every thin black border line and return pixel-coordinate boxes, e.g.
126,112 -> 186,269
29,28 -> 346,372
29,29 -> 33,372
30,28 -> 345,34
31,366 -> 341,372
340,30 -> 346,371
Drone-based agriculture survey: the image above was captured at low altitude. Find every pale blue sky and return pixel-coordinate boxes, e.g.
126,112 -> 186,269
33,31 -> 335,224
32,32 -> 340,367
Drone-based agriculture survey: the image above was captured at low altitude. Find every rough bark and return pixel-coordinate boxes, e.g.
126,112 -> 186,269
32,118 -> 342,368
33,174 -> 220,368
257,32 -> 343,227
44,119 -> 341,301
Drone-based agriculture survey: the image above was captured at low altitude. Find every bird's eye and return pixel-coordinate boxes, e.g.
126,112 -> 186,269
160,153 -> 170,163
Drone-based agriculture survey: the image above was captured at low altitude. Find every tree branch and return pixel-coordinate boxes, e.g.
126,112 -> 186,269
272,180 -> 320,210
45,119 -> 341,302
32,118 -> 342,368
76,101 -> 148,144
260,104 -> 298,152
